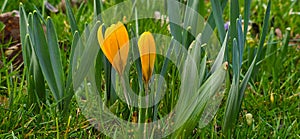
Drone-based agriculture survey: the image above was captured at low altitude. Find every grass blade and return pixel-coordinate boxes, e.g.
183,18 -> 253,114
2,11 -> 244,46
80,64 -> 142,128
75,2 -> 87,23
281,27 -> 291,61
0,0 -> 8,13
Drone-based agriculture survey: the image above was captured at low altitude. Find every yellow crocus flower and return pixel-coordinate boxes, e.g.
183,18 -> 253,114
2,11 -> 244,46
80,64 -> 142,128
138,32 -> 156,84
97,22 -> 129,75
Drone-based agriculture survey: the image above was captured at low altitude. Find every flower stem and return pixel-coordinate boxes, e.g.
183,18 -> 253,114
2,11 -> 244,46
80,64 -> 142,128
120,75 -> 131,111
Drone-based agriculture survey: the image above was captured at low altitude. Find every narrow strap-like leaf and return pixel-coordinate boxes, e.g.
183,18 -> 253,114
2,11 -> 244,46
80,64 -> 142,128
32,12 -> 59,101
237,17 -> 244,67
46,17 -> 65,100
243,0 -> 252,44
19,3 -> 30,68
94,0 -> 103,22
211,0 -> 226,43
201,0 -> 228,44
211,32 -> 228,73
229,0 -> 240,45
253,0 -> 271,77
167,0 -> 182,43
65,0 -> 79,35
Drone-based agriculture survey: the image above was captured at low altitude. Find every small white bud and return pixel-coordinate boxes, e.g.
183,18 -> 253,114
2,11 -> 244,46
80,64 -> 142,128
246,113 -> 253,126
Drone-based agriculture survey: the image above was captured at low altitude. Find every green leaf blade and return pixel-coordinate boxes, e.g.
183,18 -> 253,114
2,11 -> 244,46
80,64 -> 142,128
211,0 -> 226,43
46,17 -> 65,99
32,12 -> 59,101
65,0 -> 79,35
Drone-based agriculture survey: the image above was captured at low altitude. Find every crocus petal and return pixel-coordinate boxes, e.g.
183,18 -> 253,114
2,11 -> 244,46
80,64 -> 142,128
138,32 -> 156,84
97,22 -> 129,74
97,25 -> 105,45
98,25 -> 112,63
115,22 -> 129,71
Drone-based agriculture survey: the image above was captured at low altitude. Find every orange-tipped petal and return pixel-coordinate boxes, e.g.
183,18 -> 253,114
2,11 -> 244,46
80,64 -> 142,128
97,22 -> 129,74
138,32 -> 156,84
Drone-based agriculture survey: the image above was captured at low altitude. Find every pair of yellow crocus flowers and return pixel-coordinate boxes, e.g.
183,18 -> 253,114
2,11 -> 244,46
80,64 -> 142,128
97,22 -> 156,85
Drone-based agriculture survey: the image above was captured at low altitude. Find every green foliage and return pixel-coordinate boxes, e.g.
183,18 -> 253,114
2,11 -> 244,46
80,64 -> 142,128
20,4 -> 46,108
19,3 -> 74,113
0,22 -> 5,32
221,0 -> 272,135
